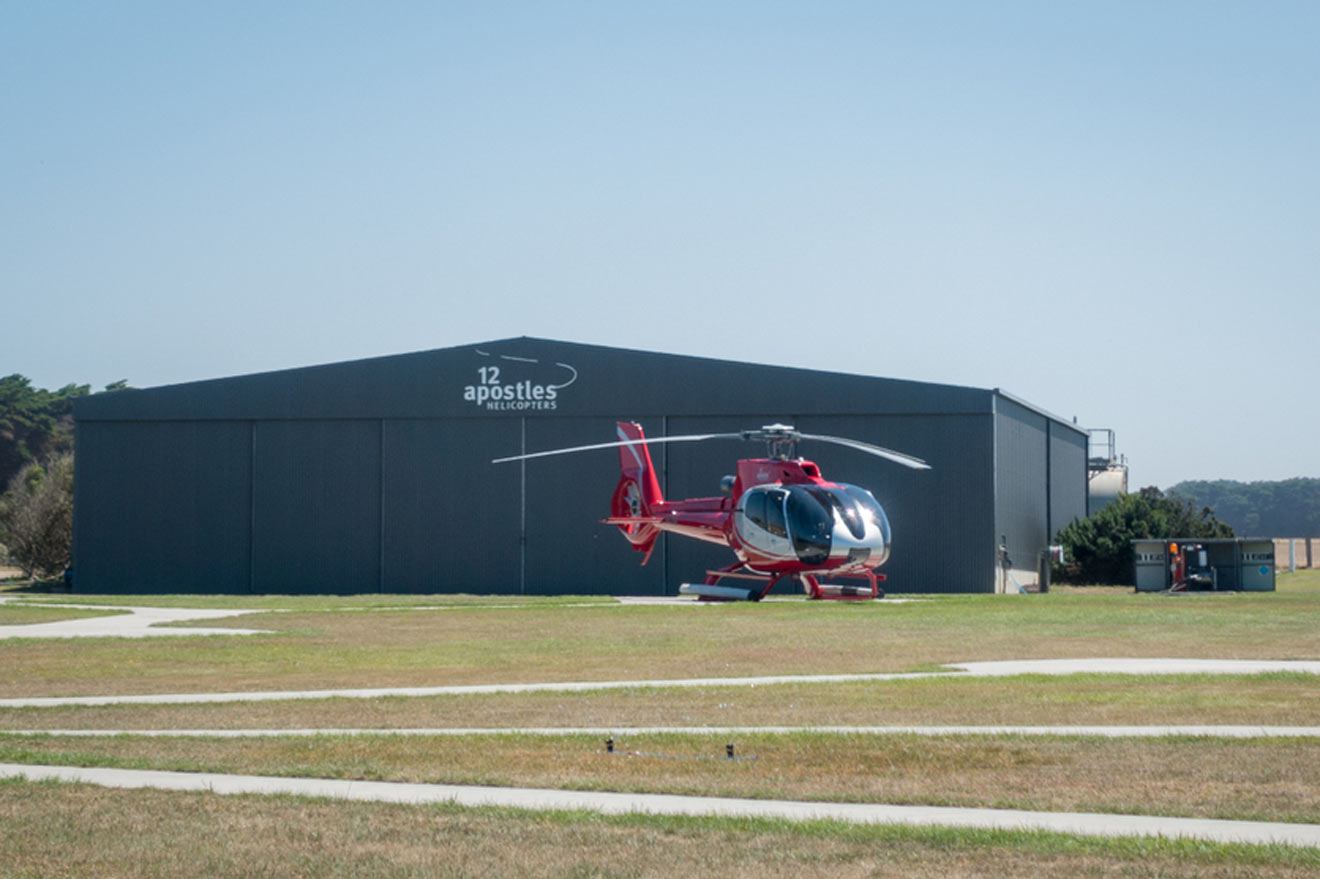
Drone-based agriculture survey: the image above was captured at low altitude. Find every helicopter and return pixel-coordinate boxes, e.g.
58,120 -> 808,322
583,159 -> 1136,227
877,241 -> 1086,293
493,422 -> 929,601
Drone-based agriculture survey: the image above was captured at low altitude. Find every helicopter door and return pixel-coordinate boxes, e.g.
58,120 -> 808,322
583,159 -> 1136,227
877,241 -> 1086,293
735,487 -> 794,560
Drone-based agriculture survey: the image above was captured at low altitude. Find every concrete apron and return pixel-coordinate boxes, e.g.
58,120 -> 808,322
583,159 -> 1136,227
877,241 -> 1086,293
3,762 -> 1318,849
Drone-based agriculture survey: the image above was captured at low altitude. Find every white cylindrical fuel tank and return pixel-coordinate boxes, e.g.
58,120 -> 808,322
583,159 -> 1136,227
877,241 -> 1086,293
1088,466 -> 1128,516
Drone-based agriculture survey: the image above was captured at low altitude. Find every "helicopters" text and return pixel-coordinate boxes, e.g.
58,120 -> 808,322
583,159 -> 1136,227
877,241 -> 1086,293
463,380 -> 559,410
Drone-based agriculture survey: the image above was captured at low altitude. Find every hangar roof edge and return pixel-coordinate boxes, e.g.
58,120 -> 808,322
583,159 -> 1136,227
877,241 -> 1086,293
71,337 -> 1075,428
85,335 -> 988,396
993,389 -> 1089,438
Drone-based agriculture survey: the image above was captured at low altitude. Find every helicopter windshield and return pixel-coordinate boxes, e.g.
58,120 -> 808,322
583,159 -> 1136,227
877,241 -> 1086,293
841,484 -> 891,549
784,486 -> 832,564
802,486 -> 864,540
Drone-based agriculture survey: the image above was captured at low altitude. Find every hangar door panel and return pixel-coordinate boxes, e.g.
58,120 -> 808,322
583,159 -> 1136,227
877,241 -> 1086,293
74,420 -> 252,593
382,419 -> 521,593
523,417 -> 665,595
252,420 -> 381,594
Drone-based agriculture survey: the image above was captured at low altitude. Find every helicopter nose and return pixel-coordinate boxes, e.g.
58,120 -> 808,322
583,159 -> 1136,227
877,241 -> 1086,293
831,519 -> 888,566
845,547 -> 871,565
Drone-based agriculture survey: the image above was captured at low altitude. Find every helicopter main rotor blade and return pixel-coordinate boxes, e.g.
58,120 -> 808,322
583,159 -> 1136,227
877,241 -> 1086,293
492,432 -> 744,464
795,433 -> 932,470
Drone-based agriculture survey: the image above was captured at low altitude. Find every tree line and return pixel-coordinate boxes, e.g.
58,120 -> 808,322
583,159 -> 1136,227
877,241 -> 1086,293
0,375 -> 129,490
0,375 -> 129,578
1168,478 -> 1320,538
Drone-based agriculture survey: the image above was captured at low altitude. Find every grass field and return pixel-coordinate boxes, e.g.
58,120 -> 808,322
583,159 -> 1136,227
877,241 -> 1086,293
2,578 -> 1318,698
0,571 -> 1317,876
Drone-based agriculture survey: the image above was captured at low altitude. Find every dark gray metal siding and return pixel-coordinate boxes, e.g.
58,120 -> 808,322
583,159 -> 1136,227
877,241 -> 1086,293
1049,422 -> 1089,537
73,420 -> 253,593
993,395 -> 1089,578
251,420 -> 381,594
994,397 -> 1050,579
382,418 -> 521,593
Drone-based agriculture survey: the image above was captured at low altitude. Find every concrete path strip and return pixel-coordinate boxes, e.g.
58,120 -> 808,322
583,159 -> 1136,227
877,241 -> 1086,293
956,658 -> 1320,677
2,762 -> 1317,848
0,599 -> 269,639
3,658 -> 1318,708
6,725 -> 1319,739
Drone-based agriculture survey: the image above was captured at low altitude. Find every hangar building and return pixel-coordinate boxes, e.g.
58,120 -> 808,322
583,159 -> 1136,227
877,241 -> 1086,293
71,337 -> 1088,595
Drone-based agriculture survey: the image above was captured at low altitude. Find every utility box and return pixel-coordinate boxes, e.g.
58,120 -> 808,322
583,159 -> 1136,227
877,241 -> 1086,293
1131,538 -> 1275,592
1133,542 -> 1169,592
1239,542 -> 1277,591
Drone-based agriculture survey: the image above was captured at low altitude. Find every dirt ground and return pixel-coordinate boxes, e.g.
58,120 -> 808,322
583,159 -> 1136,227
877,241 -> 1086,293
1275,539 -> 1318,569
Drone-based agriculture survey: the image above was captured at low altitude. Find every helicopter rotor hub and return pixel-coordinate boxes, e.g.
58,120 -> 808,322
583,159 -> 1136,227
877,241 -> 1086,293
752,424 -> 801,460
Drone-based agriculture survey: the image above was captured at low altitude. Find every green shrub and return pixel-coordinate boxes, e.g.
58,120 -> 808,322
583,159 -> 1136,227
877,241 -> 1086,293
0,453 -> 74,579
1054,487 -> 1233,584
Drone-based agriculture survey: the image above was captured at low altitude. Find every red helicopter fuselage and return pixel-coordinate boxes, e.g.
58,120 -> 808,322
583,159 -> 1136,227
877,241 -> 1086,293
604,423 -> 893,599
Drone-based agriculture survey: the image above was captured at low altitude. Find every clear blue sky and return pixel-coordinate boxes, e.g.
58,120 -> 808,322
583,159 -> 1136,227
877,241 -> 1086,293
4,2 -> 1316,488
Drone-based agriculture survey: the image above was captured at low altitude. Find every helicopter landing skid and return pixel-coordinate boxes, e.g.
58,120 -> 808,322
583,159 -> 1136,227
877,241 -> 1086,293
811,570 -> 886,600
678,582 -> 761,601
676,566 -> 769,601
679,565 -> 885,602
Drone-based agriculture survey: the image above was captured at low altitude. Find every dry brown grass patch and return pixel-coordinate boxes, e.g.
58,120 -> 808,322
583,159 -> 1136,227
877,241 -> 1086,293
0,779 -> 1313,878
4,731 -> 1319,824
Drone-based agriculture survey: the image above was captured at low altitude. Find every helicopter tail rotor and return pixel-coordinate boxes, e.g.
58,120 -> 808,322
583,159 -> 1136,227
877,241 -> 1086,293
606,422 -> 664,557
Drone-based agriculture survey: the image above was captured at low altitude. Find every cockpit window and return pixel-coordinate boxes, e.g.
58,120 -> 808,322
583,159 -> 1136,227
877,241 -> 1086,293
742,488 -> 787,537
743,490 -> 765,531
764,489 -> 787,537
